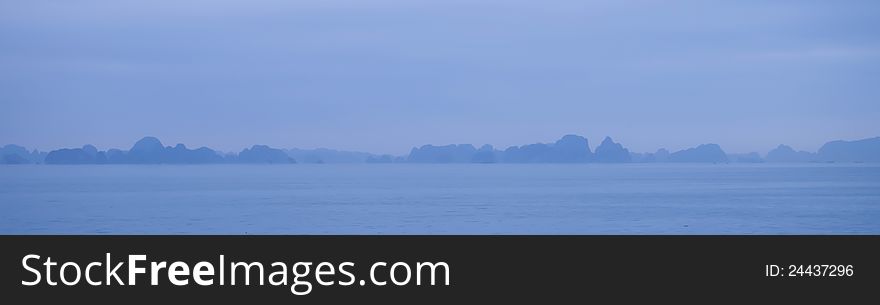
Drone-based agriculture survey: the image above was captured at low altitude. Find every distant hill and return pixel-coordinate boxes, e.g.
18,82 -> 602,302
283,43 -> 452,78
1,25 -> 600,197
42,137 -> 291,164
502,135 -> 592,163
631,148 -> 670,163
594,137 -> 631,163
764,138 -> 880,163
3,153 -> 29,164
45,145 -> 106,164
121,137 -> 226,164
766,145 -> 816,163
405,135 -> 597,163
817,137 -> 880,162
1,144 -> 47,164
15,135 -> 880,165
471,145 -> 499,163
668,144 -> 728,163
126,137 -> 166,164
237,145 -> 295,164
407,144 -> 480,163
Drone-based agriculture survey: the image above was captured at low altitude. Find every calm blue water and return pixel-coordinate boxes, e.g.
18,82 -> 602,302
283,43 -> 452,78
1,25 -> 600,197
1,164 -> 879,234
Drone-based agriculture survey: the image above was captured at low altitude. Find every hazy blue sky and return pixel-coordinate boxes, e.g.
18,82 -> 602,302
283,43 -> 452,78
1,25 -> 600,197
1,0 -> 878,154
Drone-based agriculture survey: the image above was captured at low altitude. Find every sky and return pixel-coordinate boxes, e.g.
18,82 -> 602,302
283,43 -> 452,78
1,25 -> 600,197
1,0 -> 879,155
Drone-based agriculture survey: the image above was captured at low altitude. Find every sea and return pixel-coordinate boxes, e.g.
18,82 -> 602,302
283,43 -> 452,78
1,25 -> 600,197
1,163 -> 878,234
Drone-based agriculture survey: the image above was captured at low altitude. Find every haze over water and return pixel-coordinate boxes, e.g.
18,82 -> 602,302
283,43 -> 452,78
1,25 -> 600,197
2,163 -> 878,234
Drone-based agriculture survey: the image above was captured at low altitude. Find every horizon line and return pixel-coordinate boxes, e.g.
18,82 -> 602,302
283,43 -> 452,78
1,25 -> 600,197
6,134 -> 880,157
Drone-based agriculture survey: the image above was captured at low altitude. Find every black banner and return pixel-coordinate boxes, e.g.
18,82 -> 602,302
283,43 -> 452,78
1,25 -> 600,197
2,236 -> 877,302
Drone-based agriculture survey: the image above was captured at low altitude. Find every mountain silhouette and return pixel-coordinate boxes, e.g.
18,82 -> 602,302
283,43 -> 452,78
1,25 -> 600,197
45,137 -> 236,164
3,153 -> 29,164
766,145 -> 816,163
45,145 -> 106,164
236,145 -> 296,164
502,134 -> 592,163
19,135 -> 880,165
594,137 -> 631,163
668,144 -> 728,163
407,144 -> 479,163
817,137 -> 880,162
471,144 -> 499,163
126,137 -> 166,164
1,144 -> 46,164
